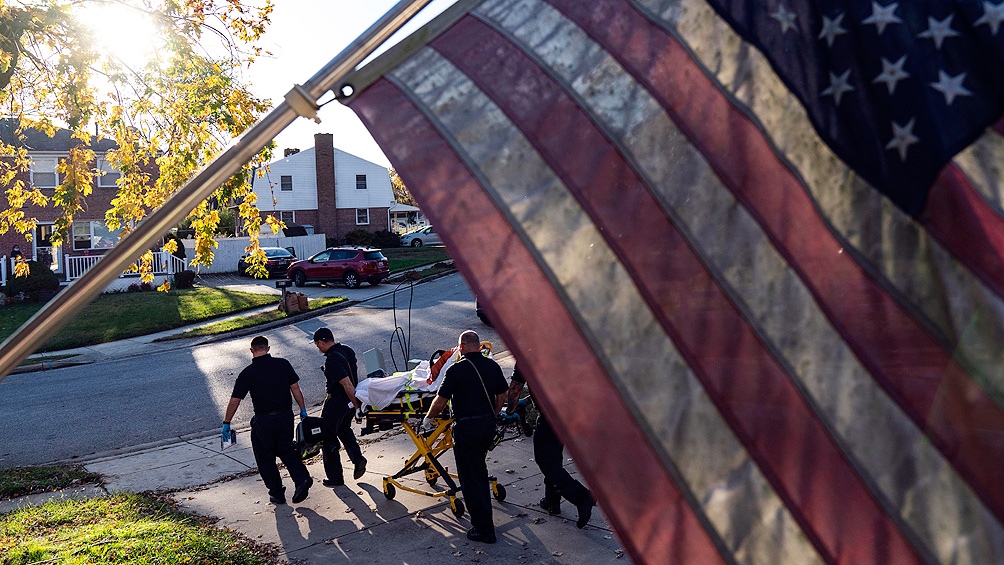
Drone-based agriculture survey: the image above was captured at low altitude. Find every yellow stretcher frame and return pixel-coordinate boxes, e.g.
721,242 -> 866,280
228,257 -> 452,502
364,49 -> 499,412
363,395 -> 506,521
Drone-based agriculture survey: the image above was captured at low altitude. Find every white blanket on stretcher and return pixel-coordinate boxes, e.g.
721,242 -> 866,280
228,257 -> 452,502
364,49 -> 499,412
355,360 -> 443,410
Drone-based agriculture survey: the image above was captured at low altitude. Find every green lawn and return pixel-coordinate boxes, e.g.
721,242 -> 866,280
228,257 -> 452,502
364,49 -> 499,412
0,247 -> 452,353
383,246 -> 451,272
0,465 -> 101,500
0,288 -> 278,352
0,493 -> 277,564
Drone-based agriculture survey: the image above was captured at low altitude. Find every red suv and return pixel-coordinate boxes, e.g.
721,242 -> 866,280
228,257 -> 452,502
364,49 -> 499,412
287,247 -> 390,289
287,247 -> 391,289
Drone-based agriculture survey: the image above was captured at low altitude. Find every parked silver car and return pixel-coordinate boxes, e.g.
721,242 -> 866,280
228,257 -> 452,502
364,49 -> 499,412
399,225 -> 442,247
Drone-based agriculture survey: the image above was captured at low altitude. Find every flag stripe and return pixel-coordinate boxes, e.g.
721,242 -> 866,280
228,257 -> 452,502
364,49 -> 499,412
341,0 -> 1004,560
923,164 -> 1004,301
633,0 -> 1004,410
434,14 -> 924,563
350,76 -> 728,565
954,129 -> 1004,220
472,0 -> 1004,561
547,0 -> 1004,522
384,44 -> 826,563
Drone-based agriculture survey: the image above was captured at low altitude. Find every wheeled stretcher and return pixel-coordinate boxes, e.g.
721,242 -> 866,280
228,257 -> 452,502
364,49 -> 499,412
355,358 -> 506,520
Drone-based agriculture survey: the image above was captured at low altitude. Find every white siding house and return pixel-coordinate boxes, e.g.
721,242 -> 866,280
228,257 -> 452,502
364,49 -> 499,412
251,134 -> 395,240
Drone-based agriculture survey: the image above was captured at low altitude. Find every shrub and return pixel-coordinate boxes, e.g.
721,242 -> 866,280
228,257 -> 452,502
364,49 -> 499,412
372,229 -> 401,248
174,269 -> 196,289
127,283 -> 142,292
140,282 -> 153,292
343,229 -> 375,247
5,260 -> 60,301
325,236 -> 339,248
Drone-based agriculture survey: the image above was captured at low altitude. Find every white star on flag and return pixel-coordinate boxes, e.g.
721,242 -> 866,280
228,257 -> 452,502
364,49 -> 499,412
818,13 -> 847,47
885,118 -> 919,161
821,69 -> 854,105
862,2 -> 903,35
975,1 -> 1004,35
770,5 -> 798,34
930,70 -> 972,105
918,15 -> 959,49
873,55 -> 910,95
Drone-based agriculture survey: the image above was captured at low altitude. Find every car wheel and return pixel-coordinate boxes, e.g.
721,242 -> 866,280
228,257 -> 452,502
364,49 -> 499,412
343,271 -> 360,289
292,270 -> 306,287
237,261 -> 247,277
411,239 -> 423,247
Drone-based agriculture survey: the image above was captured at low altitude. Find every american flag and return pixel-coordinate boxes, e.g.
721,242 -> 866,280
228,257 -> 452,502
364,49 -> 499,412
342,0 -> 1004,562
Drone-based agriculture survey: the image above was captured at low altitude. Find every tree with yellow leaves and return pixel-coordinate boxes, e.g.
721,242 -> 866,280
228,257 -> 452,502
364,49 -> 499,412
0,0 -> 280,284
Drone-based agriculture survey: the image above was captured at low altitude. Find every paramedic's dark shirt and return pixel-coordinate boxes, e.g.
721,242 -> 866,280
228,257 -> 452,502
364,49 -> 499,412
437,353 -> 507,419
231,354 -> 299,415
323,343 -> 358,402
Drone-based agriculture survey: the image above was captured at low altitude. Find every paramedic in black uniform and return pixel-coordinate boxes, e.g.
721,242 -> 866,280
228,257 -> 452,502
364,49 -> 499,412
422,330 -> 508,544
505,364 -> 595,528
312,327 -> 367,486
222,335 -> 312,505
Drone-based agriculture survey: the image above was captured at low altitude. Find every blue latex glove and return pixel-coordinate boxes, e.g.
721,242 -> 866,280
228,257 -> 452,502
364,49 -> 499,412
221,423 -> 231,443
300,408 -> 308,420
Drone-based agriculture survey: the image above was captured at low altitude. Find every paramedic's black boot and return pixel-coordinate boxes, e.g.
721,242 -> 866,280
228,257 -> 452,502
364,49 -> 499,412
576,493 -> 595,529
466,527 -> 497,544
292,477 -> 312,503
269,487 -> 286,505
539,497 -> 561,515
353,457 -> 367,480
322,478 -> 344,487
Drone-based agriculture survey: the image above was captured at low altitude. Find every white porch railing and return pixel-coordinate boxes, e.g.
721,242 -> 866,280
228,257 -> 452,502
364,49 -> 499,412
65,251 -> 188,281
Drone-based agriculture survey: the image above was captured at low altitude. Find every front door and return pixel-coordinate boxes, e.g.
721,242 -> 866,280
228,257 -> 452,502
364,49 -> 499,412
33,224 -> 61,274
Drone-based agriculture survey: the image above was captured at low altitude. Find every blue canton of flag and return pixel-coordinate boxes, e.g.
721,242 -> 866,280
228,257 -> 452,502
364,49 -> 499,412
707,0 -> 1004,216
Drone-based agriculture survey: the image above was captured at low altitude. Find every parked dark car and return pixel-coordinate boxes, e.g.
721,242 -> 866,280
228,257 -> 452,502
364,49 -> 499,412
238,247 -> 296,278
286,246 -> 390,289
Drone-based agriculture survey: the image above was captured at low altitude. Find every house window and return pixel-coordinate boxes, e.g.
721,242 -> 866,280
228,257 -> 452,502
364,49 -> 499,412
279,211 -> 295,224
356,174 -> 367,190
96,157 -> 120,187
30,157 -> 59,188
356,209 -> 370,225
72,221 -> 121,250
280,175 -> 293,191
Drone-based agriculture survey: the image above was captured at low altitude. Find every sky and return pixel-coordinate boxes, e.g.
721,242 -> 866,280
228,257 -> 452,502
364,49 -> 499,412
244,0 -> 458,168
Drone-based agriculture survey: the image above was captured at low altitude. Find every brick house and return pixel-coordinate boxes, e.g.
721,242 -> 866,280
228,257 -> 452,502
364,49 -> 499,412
0,121 -> 124,280
251,133 -> 394,242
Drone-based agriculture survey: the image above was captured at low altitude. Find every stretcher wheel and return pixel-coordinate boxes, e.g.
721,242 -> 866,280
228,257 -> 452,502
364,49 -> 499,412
427,477 -> 438,487
493,483 -> 507,502
384,483 -> 396,500
450,497 -> 465,519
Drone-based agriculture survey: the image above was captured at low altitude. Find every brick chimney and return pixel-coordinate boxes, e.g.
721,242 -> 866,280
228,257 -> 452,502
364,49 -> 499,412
313,133 -> 336,239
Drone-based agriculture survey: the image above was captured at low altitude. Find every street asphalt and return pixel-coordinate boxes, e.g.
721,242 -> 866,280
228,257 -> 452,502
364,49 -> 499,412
1,272 -> 625,564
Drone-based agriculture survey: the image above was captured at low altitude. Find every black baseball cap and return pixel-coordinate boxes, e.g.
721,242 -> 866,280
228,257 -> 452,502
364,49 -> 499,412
312,327 -> 334,342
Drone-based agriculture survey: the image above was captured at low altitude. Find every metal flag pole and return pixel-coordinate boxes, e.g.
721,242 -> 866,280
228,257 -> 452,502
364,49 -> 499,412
0,0 -> 437,382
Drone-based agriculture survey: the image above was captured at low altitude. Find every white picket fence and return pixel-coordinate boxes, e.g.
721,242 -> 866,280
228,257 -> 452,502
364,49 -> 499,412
1,255 -> 6,287
180,234 -> 327,274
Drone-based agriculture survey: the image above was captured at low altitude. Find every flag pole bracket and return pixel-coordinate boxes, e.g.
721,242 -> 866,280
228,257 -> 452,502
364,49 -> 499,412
284,84 -> 321,124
